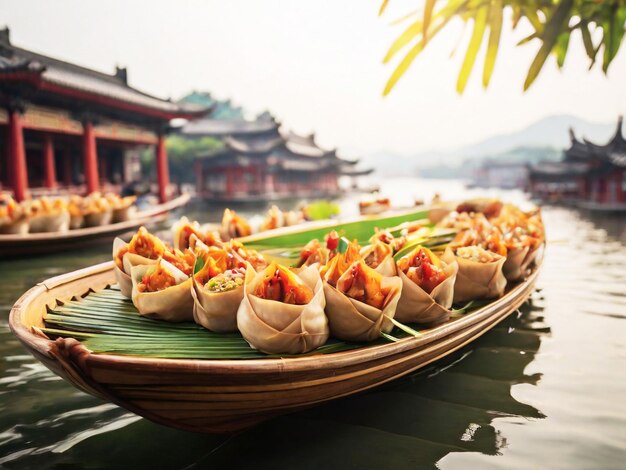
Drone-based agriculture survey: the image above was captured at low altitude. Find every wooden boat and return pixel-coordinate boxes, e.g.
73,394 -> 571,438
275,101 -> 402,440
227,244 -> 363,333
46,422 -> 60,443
0,193 -> 190,257
9,259 -> 540,434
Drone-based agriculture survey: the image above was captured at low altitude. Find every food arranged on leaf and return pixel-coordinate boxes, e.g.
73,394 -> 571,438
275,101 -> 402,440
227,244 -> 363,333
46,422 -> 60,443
397,247 -> 447,294
359,196 -> 391,215
220,209 -> 252,240
335,260 -> 389,309
0,192 -> 137,234
102,198 -> 544,354
253,263 -> 314,305
395,246 -> 458,324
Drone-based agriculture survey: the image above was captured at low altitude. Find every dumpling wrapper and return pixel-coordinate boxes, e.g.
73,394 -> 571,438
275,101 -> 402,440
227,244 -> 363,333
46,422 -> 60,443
83,209 -> 112,227
395,259 -> 458,325
442,246 -> 506,303
237,263 -> 328,355
112,237 -> 158,298
360,241 -> 396,277
131,259 -> 194,322
28,209 -> 70,233
172,216 -> 204,251
191,248 -> 246,333
323,261 -> 402,342
503,245 -> 530,282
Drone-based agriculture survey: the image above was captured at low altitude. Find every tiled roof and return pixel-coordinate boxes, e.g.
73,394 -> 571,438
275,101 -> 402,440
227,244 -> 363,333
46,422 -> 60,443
0,29 -> 207,118
181,118 -> 279,137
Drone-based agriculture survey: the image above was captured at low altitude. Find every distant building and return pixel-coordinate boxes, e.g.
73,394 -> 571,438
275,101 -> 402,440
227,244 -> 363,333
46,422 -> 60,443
0,27 -> 208,202
179,111 -> 372,202
529,117 -> 626,210
470,160 -> 529,190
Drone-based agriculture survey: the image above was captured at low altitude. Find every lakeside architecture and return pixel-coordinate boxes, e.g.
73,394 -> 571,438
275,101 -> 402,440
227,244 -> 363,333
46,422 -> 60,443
178,93 -> 372,202
0,28 -> 208,202
529,116 -> 626,210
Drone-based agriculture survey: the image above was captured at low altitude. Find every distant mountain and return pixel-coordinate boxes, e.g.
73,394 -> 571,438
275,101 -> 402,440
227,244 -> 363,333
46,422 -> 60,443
363,114 -> 621,175
457,114 -> 618,158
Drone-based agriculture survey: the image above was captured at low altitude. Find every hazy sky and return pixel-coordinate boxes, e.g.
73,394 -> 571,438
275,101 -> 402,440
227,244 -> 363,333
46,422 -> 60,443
3,0 -> 626,156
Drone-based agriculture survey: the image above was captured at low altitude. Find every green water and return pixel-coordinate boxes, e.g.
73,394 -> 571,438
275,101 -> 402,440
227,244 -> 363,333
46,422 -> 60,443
1,179 -> 625,469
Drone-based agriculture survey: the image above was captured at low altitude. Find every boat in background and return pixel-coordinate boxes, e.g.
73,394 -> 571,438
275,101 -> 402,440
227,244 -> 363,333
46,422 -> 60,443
0,193 -> 190,257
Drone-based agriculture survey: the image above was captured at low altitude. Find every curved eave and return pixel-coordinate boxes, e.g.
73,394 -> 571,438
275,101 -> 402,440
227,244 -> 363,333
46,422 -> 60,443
0,71 -> 209,121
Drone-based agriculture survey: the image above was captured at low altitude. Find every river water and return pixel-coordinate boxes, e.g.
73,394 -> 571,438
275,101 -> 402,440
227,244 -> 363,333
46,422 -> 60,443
1,178 -> 625,469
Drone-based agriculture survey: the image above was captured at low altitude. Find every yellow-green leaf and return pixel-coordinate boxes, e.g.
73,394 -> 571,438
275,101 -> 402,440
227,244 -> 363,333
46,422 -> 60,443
524,0 -> 574,91
457,6 -> 489,94
378,0 -> 389,17
483,0 -> 503,88
580,20 -> 596,60
423,0 -> 437,44
383,18 -> 423,63
383,18 -> 449,95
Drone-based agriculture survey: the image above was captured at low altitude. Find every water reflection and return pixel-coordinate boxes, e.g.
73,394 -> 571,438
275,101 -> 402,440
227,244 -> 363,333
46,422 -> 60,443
7,181 -> 626,468
0,294 -> 549,469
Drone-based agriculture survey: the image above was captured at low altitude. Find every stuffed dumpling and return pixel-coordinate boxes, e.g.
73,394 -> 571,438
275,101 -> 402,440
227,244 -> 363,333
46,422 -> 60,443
395,246 -> 458,324
190,237 -> 247,332
442,246 -> 506,303
131,258 -> 193,322
113,227 -> 165,297
324,259 -> 402,342
237,262 -> 328,354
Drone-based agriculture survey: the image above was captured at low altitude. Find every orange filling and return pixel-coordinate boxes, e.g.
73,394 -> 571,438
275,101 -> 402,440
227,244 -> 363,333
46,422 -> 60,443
254,263 -> 314,305
322,240 -> 361,287
222,209 -> 252,238
336,260 -> 388,309
397,247 -> 447,294
194,247 -> 230,285
115,227 -> 166,270
363,241 -> 392,269
138,264 -> 177,293
163,249 -> 195,277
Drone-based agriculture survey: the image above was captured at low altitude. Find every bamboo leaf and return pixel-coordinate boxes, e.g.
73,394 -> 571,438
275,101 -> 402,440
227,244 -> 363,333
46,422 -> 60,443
517,32 -> 537,46
378,0 -> 390,17
580,20 -> 596,60
483,0 -> 503,87
602,6 -> 626,73
384,16 -> 451,95
390,318 -> 422,337
524,0 -> 574,91
555,31 -> 570,69
383,18 -> 423,64
457,6 -> 489,94
423,0 -> 437,44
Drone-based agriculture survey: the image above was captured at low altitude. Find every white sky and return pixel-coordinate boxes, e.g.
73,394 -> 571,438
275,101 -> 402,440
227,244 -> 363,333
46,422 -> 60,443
2,0 -> 625,156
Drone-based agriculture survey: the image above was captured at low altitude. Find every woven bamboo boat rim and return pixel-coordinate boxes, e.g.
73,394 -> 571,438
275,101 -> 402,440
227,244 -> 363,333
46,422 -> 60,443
10,261 -> 539,373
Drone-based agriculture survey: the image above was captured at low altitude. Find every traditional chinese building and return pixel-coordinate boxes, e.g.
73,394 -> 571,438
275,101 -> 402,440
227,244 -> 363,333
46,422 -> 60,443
0,27 -> 208,202
181,110 -> 371,201
529,117 -> 626,210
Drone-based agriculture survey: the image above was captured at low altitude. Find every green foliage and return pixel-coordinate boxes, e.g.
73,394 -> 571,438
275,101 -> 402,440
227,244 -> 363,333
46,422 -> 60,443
43,287 -> 363,359
303,200 -> 341,220
141,136 -> 223,184
381,0 -> 626,95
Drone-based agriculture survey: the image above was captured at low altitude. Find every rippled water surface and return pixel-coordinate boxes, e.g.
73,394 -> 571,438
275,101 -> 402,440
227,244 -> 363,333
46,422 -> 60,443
1,178 -> 625,469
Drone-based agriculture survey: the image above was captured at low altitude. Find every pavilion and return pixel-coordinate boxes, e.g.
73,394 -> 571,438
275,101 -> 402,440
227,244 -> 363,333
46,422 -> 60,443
0,27 -> 208,202
181,112 -> 372,201
529,116 -> 626,209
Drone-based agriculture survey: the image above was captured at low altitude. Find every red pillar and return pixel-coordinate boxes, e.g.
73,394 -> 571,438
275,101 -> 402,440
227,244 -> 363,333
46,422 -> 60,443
8,109 -> 28,202
63,147 -> 73,187
82,121 -> 99,194
43,134 -> 57,189
156,134 -> 169,203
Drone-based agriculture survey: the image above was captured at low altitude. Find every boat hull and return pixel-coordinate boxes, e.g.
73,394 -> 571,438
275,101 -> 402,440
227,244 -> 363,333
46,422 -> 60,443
0,194 -> 189,257
10,261 -> 538,433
